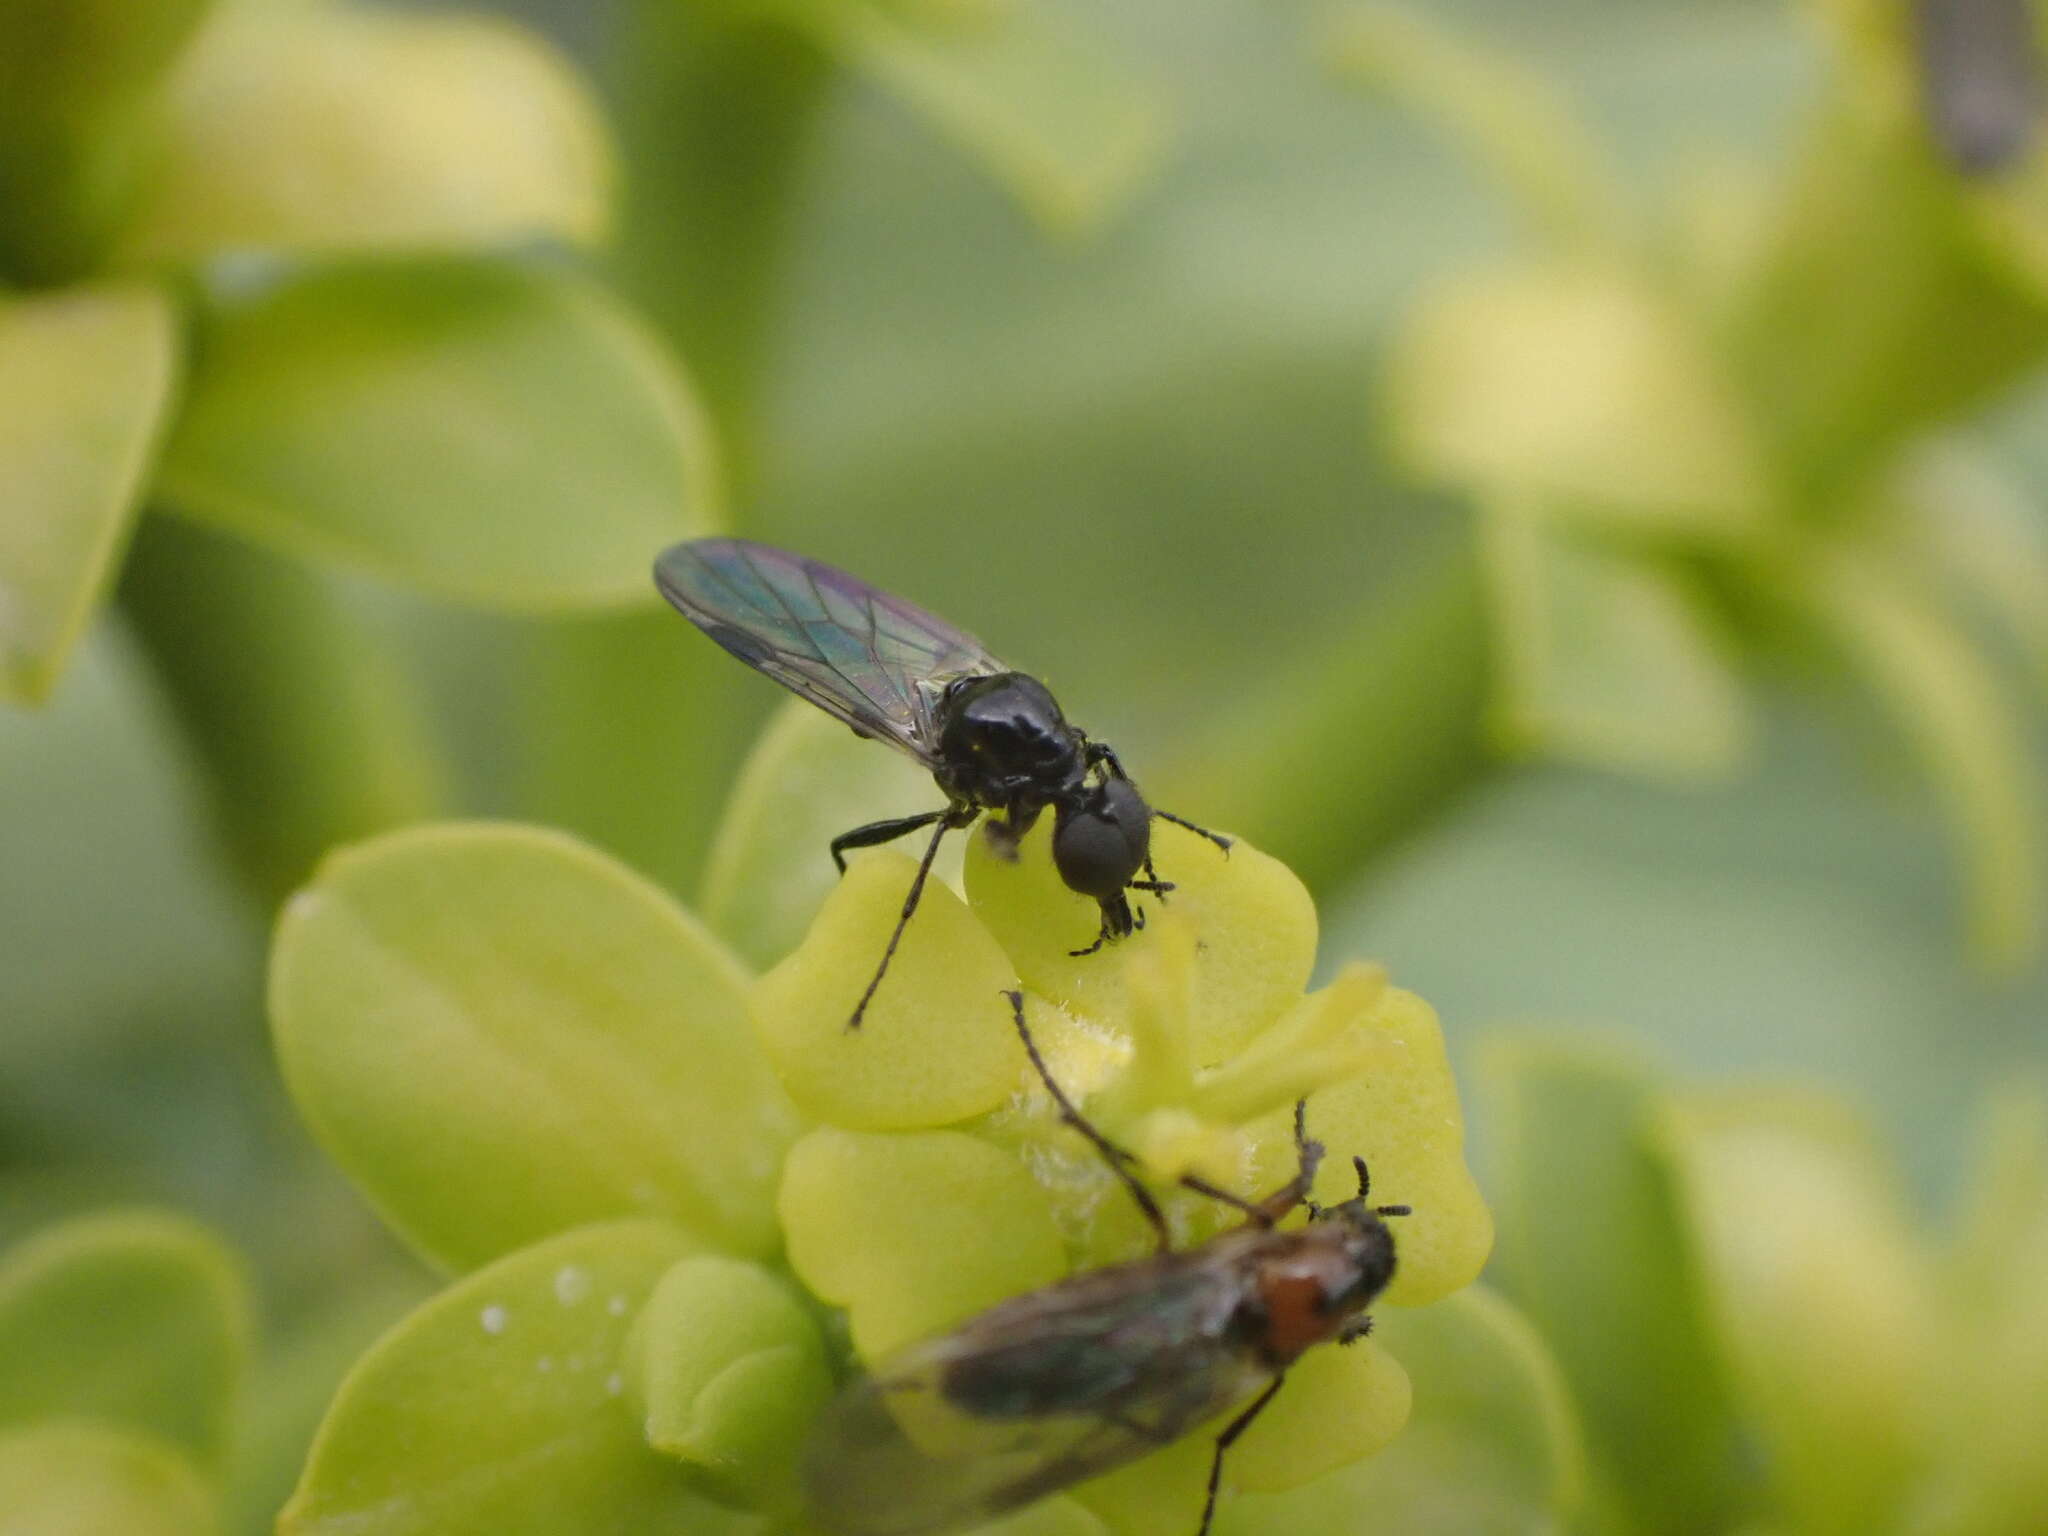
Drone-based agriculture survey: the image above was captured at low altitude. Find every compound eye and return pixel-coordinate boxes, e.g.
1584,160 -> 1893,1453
1052,780 -> 1149,899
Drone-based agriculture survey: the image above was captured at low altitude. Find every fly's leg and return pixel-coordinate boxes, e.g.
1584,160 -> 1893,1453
1252,1099 -> 1326,1224
1154,809 -> 1233,856
1083,740 -> 1130,780
1338,1316 -> 1376,1345
1069,892 -> 1136,958
1181,1101 -> 1325,1227
829,807 -> 951,873
847,807 -> 972,1029
1006,990 -> 1172,1252
1197,1375 -> 1288,1536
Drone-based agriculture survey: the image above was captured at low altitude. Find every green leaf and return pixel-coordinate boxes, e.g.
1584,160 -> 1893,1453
0,0 -> 213,280
118,516 -> 450,903
0,1210 -> 250,1470
1733,96 -> 2048,494
701,699 -> 957,972
817,0 -> 1168,234
1892,439 -> 2048,694
1385,264 -> 1767,539
1482,499 -> 1750,780
1478,1035 -> 1739,1536
270,822 -> 800,1273
222,1268 -> 434,1536
282,1219 -> 761,1536
625,1254 -> 831,1508
158,256 -> 719,610
116,6 -> 611,265
0,1421 -> 216,1536
1655,1090 -> 1932,1536
1803,538 -> 2040,970
1326,4 -> 1627,255
1913,1089 -> 2048,1536
0,0 -> 211,110
1216,1286 -> 1585,1536
0,282 -> 177,704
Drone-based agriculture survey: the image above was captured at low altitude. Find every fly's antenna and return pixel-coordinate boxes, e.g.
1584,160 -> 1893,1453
1004,990 -> 1171,1253
1353,1154 -> 1412,1219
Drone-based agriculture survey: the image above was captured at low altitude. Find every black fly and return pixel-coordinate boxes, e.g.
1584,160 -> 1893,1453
654,539 -> 1229,1026
801,992 -> 1411,1536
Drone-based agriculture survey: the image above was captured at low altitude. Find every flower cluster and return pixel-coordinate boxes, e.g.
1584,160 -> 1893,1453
266,705 -> 1491,1534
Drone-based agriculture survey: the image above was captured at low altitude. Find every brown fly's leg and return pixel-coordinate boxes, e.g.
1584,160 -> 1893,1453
1197,1375 -> 1288,1536
1005,990 -> 1172,1253
1183,1101 -> 1324,1227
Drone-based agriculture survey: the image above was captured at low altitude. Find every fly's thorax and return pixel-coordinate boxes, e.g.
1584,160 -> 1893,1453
1246,1211 -> 1398,1366
934,673 -> 1085,807
1051,775 -> 1152,901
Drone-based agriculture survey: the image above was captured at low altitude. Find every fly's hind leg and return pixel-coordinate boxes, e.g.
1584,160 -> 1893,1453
1197,1375 -> 1289,1536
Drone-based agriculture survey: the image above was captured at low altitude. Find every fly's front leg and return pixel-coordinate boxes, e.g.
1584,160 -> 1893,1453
1180,1101 -> 1324,1227
1070,893 -> 1135,958
830,808 -> 950,873
1155,808 -> 1233,856
1084,739 -> 1134,781
846,805 -> 975,1029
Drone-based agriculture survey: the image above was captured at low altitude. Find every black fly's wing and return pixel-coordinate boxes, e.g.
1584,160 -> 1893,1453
654,538 -> 1006,767
804,1245 -> 1271,1536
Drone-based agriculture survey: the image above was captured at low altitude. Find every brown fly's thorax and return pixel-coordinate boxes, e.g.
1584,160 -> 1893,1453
1247,1235 -> 1375,1367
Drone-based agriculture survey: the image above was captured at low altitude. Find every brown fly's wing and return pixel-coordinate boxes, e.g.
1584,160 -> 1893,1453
803,1252 -> 1270,1536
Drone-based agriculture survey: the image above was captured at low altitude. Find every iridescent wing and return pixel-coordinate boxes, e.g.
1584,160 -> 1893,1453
654,538 -> 1006,767
804,1249 -> 1269,1536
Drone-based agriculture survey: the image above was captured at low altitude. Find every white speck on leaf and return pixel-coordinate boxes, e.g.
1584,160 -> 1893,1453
605,1372 -> 624,1397
536,1355 -> 554,1373
607,1294 -> 628,1317
480,1305 -> 508,1336
554,1265 -> 592,1306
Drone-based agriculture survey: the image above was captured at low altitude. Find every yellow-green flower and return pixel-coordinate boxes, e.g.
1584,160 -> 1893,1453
267,702 -> 1492,1534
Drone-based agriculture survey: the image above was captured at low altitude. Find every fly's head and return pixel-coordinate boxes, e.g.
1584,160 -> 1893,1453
1306,1155 -> 1407,1320
1050,775 -> 1152,902
936,673 -> 1085,806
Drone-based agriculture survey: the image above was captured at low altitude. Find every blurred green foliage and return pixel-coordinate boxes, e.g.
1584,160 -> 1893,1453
3,0 -> 2046,1530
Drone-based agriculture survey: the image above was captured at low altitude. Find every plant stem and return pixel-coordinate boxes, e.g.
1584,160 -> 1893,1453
117,516 -> 447,907
1163,529 -> 1494,895
608,1 -> 834,501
